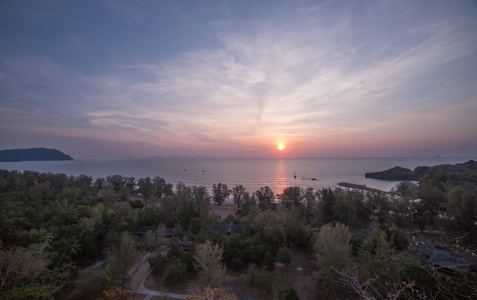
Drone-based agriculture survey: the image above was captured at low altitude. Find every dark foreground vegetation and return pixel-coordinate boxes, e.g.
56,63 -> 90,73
0,160 -> 476,299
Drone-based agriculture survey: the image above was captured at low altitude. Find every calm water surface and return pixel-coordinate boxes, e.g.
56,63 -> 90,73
0,157 -> 474,194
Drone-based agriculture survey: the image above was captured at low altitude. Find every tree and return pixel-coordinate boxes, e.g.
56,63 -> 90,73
303,187 -> 317,224
221,234 -> 253,269
153,176 -> 173,198
94,177 -> 105,191
279,186 -> 303,209
367,191 -> 390,225
254,186 -> 275,211
105,232 -> 137,289
193,240 -> 227,288
137,177 -> 154,200
314,223 -> 352,298
336,228 -> 477,300
0,249 -> 47,290
191,186 -> 212,230
237,191 -> 254,217
175,181 -> 191,199
254,268 -> 285,294
106,175 -> 127,192
278,288 -> 299,300
165,258 -> 188,285
102,184 -> 116,205
212,183 -> 230,205
231,184 -> 246,208
251,210 -> 287,259
319,188 -> 336,224
446,183 -> 477,243
392,181 -> 417,200
331,190 -> 357,227
415,184 -> 446,223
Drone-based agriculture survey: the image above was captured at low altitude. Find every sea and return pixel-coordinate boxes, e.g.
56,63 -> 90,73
0,157 -> 474,195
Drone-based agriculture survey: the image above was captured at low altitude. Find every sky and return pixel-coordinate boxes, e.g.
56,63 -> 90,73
1,0 -> 476,159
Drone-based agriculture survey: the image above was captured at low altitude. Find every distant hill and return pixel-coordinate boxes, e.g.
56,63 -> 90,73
0,148 -> 73,162
365,165 -> 431,181
365,160 -> 477,183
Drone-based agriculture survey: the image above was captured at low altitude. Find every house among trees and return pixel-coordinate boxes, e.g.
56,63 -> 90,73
213,222 -> 244,235
136,226 -> 154,237
180,237 -> 193,251
410,242 -> 477,278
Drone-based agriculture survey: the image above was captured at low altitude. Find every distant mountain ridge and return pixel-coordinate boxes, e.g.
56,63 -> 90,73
0,148 -> 73,162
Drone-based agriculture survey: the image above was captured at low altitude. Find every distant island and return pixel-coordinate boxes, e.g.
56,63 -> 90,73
365,160 -> 477,182
365,165 -> 431,181
0,148 -> 73,162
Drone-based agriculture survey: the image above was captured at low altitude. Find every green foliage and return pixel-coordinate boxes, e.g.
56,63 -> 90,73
130,199 -> 144,209
149,253 -> 166,277
1,163 -> 477,298
446,183 -> 477,243
278,288 -> 300,300
212,183 -> 230,205
254,268 -> 285,294
238,273 -> 251,286
99,264 -> 114,291
276,247 -> 292,265
165,258 -> 188,285
302,187 -> 317,225
314,223 -> 352,299
105,232 -> 137,288
254,186 -> 275,211
279,186 -> 303,209
0,283 -> 56,300
231,184 -> 246,208
319,188 -> 335,224
153,176 -> 174,198
138,177 -> 154,199
221,234 -> 253,269
251,210 -> 287,257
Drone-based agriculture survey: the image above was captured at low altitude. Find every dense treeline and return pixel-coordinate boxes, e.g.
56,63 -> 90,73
0,161 -> 476,299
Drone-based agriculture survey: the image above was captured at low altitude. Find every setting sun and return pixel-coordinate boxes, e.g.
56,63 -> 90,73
277,144 -> 285,151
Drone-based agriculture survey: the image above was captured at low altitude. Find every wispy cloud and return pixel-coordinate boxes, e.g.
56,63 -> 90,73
1,0 -> 476,157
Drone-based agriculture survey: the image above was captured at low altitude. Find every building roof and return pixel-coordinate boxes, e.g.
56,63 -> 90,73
213,222 -> 244,235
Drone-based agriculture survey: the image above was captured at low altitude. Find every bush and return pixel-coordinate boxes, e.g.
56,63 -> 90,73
255,269 -> 275,294
165,258 -> 188,285
149,253 -> 165,277
238,273 -> 251,286
130,200 -> 144,209
254,269 -> 285,294
1,283 -> 56,300
278,288 -> 300,300
277,247 -> 292,265
390,230 -> 409,251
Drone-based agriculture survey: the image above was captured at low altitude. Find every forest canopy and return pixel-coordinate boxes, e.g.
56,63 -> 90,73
0,160 -> 476,299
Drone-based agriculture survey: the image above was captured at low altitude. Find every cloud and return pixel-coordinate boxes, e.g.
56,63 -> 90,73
1,0 -> 476,158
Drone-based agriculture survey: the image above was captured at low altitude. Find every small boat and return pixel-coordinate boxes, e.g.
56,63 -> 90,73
294,173 -> 296,179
